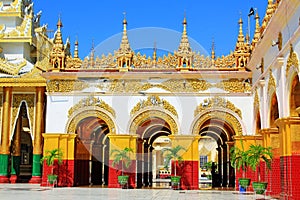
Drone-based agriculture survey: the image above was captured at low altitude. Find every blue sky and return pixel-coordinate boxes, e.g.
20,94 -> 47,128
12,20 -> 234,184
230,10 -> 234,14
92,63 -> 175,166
34,0 -> 268,59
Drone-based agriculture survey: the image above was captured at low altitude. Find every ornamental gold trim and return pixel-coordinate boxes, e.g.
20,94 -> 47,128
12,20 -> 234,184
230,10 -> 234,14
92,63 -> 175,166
192,110 -> 243,136
130,95 -> 178,117
11,94 -> 35,137
194,96 -> 242,119
129,109 -> 179,135
46,80 -> 89,93
286,44 -> 299,77
254,89 -> 260,110
215,79 -> 251,93
67,109 -> 116,134
267,70 -> 276,98
68,96 -> 115,118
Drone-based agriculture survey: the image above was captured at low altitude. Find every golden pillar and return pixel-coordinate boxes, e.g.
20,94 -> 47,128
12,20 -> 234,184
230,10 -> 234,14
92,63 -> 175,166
0,87 -> 12,181
0,87 -> 12,154
33,87 -> 45,155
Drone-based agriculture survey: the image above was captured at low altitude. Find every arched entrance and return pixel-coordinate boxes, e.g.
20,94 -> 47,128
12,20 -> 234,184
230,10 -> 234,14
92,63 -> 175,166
10,102 -> 33,183
197,118 -> 235,187
290,75 -> 300,116
192,103 -> 244,189
74,116 -> 110,186
136,117 -> 172,188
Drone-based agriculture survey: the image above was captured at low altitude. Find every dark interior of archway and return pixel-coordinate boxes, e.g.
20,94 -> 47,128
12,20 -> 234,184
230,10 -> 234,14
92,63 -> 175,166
136,117 -> 172,188
290,75 -> 300,116
198,118 -> 235,188
10,102 -> 33,183
256,111 -> 261,134
270,94 -> 279,128
75,116 -> 110,186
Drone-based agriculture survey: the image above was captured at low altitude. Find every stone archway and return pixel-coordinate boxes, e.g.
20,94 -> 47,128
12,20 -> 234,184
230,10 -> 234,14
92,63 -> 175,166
128,108 -> 179,188
66,97 -> 117,186
191,108 -> 244,188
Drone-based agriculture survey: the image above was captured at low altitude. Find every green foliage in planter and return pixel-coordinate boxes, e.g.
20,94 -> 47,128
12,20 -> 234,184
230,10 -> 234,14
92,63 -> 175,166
162,145 -> 186,176
247,144 -> 273,182
111,147 -> 133,176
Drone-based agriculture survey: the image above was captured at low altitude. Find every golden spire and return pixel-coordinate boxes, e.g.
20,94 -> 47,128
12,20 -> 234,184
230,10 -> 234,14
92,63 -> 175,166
252,11 -> 261,47
118,12 -> 132,53
237,17 -> 245,43
54,17 -> 64,47
177,15 -> 191,53
211,38 -> 215,60
74,39 -> 79,58
49,17 -> 65,71
89,39 -> 95,66
153,41 -> 157,64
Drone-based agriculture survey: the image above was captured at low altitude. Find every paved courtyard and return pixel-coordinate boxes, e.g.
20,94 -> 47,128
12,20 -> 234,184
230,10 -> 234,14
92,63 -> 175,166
0,184 -> 277,200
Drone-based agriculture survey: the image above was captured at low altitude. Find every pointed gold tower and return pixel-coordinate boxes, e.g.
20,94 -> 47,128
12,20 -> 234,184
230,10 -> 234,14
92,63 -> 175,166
49,18 -> 65,72
233,17 -> 251,70
252,12 -> 261,48
175,16 -> 194,71
115,13 -> 134,71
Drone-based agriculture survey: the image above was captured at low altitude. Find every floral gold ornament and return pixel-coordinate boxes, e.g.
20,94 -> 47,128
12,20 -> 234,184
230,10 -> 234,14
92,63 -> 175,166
194,96 -> 242,119
68,96 -> 116,118
130,95 -> 178,117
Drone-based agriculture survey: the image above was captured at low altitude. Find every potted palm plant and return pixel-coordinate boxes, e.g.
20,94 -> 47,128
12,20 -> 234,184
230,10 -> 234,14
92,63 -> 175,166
230,140 -> 251,192
247,144 -> 273,194
162,145 -> 186,188
111,147 -> 133,187
40,148 -> 63,185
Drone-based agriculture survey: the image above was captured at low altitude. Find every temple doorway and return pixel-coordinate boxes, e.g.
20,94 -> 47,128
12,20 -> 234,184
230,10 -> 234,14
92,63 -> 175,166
10,102 -> 33,183
74,116 -> 110,186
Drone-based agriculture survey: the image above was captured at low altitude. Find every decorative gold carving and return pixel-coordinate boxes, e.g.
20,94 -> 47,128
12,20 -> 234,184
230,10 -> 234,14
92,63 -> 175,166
215,79 -> 251,93
194,96 -> 242,119
130,95 -> 178,117
68,96 -> 115,118
286,44 -> 299,76
11,94 -> 35,136
129,110 -> 178,135
0,58 -> 27,75
192,110 -> 243,136
0,0 -> 21,14
267,71 -> 276,97
46,80 -> 89,93
254,89 -> 260,109
67,110 -> 116,134
3,7 -> 32,38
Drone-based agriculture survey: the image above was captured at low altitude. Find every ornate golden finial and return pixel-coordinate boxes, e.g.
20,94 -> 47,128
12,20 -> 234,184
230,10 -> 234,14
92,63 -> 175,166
211,38 -> 215,60
175,14 -> 193,70
153,41 -> 157,64
74,37 -> 79,58
234,16 -> 251,69
89,39 -> 95,66
252,11 -> 261,47
115,13 -> 134,70
123,12 -> 127,25
237,17 -> 245,43
49,17 -> 65,71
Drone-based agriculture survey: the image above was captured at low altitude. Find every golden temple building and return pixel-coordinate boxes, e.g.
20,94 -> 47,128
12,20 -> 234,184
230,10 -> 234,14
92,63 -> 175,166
0,0 -> 299,199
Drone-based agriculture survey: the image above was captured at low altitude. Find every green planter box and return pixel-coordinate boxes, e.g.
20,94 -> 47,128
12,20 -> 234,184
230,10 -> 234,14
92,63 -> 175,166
118,175 -> 129,186
238,178 -> 251,192
170,176 -> 181,186
252,182 -> 268,194
47,174 -> 58,184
